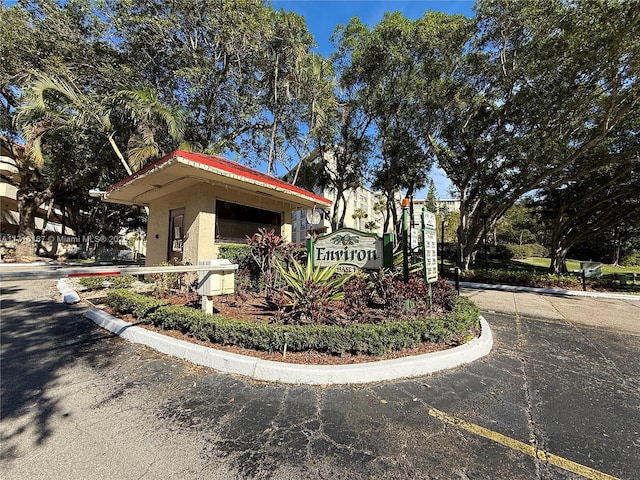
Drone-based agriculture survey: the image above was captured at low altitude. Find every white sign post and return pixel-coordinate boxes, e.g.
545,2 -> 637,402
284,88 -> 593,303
421,207 -> 438,284
410,228 -> 419,251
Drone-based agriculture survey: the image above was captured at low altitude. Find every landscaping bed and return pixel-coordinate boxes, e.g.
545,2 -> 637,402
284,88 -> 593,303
125,315 -> 452,365
75,241 -> 482,365
95,277 -> 480,365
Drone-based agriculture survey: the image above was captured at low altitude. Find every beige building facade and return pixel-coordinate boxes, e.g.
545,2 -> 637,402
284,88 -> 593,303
291,186 -> 390,244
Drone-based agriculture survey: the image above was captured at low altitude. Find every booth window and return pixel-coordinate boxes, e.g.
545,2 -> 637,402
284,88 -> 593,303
215,199 -> 282,243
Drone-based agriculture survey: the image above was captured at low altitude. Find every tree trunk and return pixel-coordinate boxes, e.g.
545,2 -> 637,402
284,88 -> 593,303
14,162 -> 56,260
330,188 -> 346,230
611,226 -> 620,266
549,246 -> 569,274
455,192 -> 478,270
338,192 -> 348,229
15,194 -> 41,260
548,210 -> 569,274
390,198 -> 399,240
457,223 -> 479,271
612,244 -> 620,267
267,53 -> 279,176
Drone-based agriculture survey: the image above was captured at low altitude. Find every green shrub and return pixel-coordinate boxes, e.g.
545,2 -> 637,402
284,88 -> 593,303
503,243 -> 548,259
218,243 -> 263,293
490,244 -> 514,260
217,244 -> 253,265
105,290 -> 481,356
442,296 -> 481,343
487,243 -> 548,260
461,269 -> 582,288
275,257 -> 353,324
78,276 -> 108,290
621,251 -> 640,267
109,275 -> 136,289
105,289 -> 168,319
78,274 -> 135,290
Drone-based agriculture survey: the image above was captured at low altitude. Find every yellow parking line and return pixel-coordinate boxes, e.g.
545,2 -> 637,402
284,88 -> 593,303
428,408 -> 620,480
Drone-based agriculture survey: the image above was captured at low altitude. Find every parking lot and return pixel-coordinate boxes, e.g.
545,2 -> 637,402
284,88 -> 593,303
1,280 -> 639,479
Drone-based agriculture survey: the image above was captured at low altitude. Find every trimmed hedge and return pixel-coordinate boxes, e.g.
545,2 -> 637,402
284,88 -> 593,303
106,289 -> 168,318
489,244 -> 548,260
105,289 -> 480,356
461,268 -> 582,288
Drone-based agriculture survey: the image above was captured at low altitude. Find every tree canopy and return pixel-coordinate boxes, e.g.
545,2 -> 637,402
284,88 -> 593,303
1,0 -> 638,269
1,0 -> 335,258
329,0 -> 639,270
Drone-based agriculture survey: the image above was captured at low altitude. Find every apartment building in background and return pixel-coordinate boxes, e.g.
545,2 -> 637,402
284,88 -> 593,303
289,148 -> 401,244
1,136 -> 73,259
291,185 -> 389,243
411,197 -> 461,215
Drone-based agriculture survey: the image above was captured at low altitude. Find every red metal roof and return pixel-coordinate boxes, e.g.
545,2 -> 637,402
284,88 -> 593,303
108,149 -> 332,206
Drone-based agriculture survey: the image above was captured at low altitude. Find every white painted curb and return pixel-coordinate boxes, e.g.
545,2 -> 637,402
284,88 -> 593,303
84,308 -> 493,385
57,278 -> 81,304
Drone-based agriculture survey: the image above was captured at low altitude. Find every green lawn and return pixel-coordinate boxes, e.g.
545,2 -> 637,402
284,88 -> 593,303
514,257 -> 640,275
439,256 -> 639,294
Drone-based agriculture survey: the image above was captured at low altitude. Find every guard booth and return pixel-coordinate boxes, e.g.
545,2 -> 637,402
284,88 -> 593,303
103,150 -> 332,267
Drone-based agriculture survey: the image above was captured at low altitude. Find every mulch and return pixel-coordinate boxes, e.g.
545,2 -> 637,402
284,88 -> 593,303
102,292 -> 459,366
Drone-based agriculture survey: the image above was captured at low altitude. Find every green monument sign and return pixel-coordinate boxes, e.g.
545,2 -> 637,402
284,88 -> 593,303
308,228 -> 393,272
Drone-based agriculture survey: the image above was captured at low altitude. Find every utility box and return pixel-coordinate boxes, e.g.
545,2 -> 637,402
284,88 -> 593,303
197,259 -> 237,296
198,259 -> 238,315
580,262 -> 602,278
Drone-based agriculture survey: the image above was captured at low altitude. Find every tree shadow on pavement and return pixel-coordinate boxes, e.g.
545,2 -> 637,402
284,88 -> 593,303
0,286 -> 117,460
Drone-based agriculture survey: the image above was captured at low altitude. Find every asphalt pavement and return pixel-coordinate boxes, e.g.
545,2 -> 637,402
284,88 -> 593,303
1,279 -> 639,479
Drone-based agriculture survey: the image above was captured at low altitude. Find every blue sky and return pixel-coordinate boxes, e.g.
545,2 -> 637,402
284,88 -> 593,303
272,0 -> 474,55
272,0 -> 475,198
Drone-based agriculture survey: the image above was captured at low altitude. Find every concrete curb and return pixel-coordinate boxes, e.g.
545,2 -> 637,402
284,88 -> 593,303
457,281 -> 640,301
83,308 -> 493,385
57,278 -> 81,304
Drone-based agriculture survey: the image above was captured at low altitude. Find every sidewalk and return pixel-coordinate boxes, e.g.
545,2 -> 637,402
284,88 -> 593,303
462,285 -> 640,335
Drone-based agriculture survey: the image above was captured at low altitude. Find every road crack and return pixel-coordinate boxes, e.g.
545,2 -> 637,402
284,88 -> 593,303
514,295 -> 551,479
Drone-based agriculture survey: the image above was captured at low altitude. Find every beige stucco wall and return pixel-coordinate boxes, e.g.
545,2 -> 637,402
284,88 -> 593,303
145,182 -> 293,266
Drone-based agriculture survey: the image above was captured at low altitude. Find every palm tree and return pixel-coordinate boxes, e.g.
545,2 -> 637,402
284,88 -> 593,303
352,208 -> 368,231
16,74 -> 185,176
289,54 -> 338,185
12,73 -> 184,258
108,87 -> 186,173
